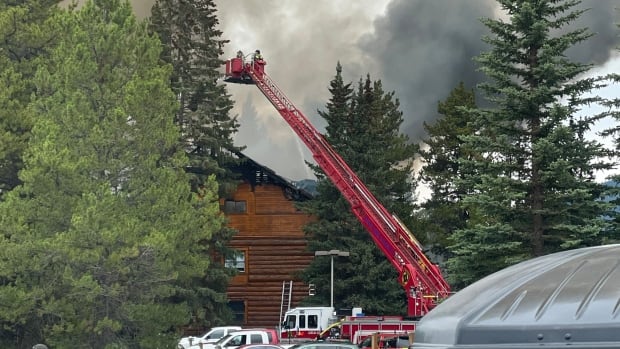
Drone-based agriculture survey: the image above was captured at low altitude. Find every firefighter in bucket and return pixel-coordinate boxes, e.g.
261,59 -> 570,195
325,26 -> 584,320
253,49 -> 266,76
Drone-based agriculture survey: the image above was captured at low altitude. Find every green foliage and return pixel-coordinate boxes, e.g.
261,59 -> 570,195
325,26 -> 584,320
447,0 -> 613,287
150,0 -> 244,196
417,83 -> 478,264
149,0 -> 241,327
0,1 -> 226,347
0,62 -> 28,197
0,1 -> 61,197
300,63 -> 418,315
598,24 -> 620,244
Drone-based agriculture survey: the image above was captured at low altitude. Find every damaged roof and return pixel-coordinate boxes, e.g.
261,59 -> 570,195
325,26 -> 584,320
233,152 -> 314,200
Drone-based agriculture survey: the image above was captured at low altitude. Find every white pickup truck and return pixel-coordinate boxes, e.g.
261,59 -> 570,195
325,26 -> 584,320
213,328 -> 280,349
178,326 -> 242,349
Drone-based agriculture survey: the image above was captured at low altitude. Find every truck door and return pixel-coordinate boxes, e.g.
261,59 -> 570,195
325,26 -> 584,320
284,313 -> 297,332
225,334 -> 246,348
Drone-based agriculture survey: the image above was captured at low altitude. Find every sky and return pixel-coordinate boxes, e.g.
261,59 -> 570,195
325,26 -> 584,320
63,0 -> 619,183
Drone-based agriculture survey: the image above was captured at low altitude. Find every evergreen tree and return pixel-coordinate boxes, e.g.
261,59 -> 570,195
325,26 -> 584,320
149,0 -> 243,194
149,0 -> 243,327
448,0 -> 613,286
417,83 -> 478,267
599,25 -> 620,243
0,1 -> 225,347
300,64 -> 418,315
0,1 -> 61,197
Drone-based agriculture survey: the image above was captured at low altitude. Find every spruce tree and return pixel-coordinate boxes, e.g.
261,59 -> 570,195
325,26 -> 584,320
417,83 -> 478,282
149,0 -> 243,194
0,1 -> 226,347
301,64 -> 418,315
149,0 -> 243,327
448,0 -> 613,286
599,23 -> 620,244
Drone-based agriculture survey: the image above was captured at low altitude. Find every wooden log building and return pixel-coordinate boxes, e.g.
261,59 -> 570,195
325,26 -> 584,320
223,154 -> 316,328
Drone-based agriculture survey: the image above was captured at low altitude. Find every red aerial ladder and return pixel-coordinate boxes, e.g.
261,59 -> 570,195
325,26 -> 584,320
224,53 -> 450,318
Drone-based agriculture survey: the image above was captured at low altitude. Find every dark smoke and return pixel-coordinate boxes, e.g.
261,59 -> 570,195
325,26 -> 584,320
361,0 -> 619,143
359,0 -> 495,142
565,0 -> 618,65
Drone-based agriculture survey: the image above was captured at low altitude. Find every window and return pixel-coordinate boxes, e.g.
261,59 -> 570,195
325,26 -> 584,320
285,314 -> 297,330
228,300 -> 246,325
223,200 -> 247,214
226,248 -> 249,285
208,329 -> 226,340
228,334 -> 245,346
225,251 -> 246,273
250,334 -> 263,344
299,315 -> 306,328
308,315 -> 318,329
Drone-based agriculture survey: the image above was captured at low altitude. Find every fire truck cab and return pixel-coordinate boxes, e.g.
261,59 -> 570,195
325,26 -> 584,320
280,306 -> 337,340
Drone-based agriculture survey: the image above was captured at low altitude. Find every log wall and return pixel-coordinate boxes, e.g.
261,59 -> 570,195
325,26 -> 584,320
225,182 -> 315,328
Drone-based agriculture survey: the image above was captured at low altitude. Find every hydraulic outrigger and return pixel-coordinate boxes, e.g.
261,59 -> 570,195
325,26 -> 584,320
224,53 -> 450,318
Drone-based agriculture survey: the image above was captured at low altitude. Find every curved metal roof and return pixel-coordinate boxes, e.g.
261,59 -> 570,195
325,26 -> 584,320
413,244 -> 620,349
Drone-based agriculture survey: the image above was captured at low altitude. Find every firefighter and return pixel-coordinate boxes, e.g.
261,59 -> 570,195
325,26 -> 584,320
254,49 -> 263,61
253,49 -> 266,76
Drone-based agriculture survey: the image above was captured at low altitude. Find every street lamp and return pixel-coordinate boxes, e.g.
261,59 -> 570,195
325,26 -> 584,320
314,249 -> 350,309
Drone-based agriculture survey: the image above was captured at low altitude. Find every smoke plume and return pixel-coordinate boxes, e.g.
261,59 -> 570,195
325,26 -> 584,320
59,0 -> 619,180
360,0 -> 618,141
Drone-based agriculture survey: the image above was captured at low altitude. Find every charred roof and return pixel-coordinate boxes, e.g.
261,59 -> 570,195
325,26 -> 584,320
232,152 -> 314,201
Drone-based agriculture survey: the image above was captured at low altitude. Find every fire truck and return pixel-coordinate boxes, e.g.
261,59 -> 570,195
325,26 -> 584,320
278,306 -> 416,344
223,52 -> 450,335
278,306 -> 335,341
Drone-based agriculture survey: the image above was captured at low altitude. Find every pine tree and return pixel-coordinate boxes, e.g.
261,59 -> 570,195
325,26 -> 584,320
448,0 -> 613,286
0,1 -> 226,347
417,83 -> 478,284
300,64 -> 418,315
149,0 -> 243,327
0,1 -> 61,196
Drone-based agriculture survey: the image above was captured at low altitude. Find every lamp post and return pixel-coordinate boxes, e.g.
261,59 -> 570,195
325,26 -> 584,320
314,249 -> 350,309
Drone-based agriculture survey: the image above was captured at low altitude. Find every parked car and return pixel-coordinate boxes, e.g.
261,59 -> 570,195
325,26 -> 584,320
237,344 -> 286,349
358,334 -> 411,349
286,341 -> 358,349
178,326 -> 242,349
213,328 -> 280,349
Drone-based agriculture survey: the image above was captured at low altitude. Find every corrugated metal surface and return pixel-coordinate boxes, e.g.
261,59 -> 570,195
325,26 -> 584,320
413,244 -> 620,349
